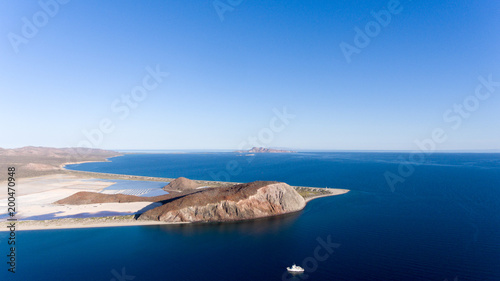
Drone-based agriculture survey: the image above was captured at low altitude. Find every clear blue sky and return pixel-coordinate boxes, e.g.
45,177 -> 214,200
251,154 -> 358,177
1,0 -> 499,150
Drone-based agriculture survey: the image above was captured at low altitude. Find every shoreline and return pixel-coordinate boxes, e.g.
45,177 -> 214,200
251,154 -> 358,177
304,189 -> 349,202
0,156 -> 349,231
63,169 -> 238,187
1,216 -> 187,231
58,158 -> 116,170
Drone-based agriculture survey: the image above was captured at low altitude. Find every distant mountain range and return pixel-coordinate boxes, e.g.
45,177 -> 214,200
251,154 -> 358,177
0,146 -> 121,179
0,146 -> 119,158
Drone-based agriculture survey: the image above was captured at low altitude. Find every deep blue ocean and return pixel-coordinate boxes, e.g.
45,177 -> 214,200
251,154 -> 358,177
2,152 -> 500,281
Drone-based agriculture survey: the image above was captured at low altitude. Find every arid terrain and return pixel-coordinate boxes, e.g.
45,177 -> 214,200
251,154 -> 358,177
0,146 -> 121,180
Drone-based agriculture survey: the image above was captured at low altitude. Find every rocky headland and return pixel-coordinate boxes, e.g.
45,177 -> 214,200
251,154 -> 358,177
56,180 -> 308,223
138,181 -> 305,223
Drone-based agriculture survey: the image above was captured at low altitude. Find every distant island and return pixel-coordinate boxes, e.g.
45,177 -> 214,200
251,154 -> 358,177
235,147 -> 296,153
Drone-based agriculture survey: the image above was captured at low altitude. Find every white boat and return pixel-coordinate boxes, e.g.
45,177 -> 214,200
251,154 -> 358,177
286,264 -> 304,273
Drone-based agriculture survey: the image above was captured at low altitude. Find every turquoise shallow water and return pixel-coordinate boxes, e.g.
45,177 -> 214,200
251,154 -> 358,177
98,179 -> 169,197
2,152 -> 500,280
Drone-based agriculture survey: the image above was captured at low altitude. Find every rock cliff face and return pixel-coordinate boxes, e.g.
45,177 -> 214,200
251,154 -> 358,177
138,181 -> 305,223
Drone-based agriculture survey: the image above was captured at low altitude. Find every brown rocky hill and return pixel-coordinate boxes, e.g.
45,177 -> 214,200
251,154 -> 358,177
138,181 -> 306,223
163,177 -> 203,191
54,190 -> 193,205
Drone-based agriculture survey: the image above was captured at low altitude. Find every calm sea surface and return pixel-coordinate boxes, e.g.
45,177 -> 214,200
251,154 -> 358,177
2,152 -> 500,281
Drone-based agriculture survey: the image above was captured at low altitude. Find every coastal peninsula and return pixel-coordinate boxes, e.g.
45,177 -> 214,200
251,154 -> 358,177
0,146 -> 348,231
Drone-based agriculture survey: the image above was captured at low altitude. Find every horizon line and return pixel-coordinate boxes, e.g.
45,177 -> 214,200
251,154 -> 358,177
2,146 -> 500,153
